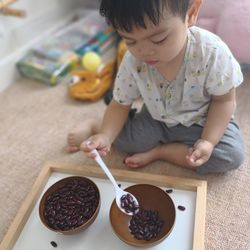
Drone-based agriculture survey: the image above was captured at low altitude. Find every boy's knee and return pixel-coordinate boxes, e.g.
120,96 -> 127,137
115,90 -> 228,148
113,138 -> 130,153
114,136 -> 155,154
229,146 -> 245,170
114,140 -> 143,153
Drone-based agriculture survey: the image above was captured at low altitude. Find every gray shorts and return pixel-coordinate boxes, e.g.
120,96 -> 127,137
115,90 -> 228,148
114,106 -> 245,174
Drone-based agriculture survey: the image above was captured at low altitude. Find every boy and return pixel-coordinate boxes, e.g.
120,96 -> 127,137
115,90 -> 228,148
67,0 -> 245,174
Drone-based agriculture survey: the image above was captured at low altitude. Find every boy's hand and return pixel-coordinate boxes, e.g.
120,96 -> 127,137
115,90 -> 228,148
80,133 -> 111,158
186,139 -> 214,167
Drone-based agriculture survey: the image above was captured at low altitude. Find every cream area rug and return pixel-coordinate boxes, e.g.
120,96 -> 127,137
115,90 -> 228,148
0,70 -> 249,249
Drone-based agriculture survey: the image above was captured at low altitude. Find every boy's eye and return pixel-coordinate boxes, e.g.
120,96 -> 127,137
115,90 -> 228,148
124,40 -> 136,46
152,36 -> 168,45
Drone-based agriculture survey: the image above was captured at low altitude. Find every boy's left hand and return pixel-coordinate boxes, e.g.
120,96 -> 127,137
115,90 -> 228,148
186,139 -> 214,167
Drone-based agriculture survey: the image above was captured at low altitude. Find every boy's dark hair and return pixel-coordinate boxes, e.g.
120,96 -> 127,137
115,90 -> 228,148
100,0 -> 190,32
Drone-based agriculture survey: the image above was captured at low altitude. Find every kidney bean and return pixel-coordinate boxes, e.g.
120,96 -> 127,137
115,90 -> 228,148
165,189 -> 173,194
178,205 -> 186,211
50,241 -> 57,247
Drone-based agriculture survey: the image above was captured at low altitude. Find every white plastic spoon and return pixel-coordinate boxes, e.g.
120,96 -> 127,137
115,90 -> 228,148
91,148 -> 139,215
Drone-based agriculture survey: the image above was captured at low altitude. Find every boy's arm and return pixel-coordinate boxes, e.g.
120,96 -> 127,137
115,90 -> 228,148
100,98 -> 131,143
186,87 -> 236,167
201,87 -> 235,145
81,98 -> 131,157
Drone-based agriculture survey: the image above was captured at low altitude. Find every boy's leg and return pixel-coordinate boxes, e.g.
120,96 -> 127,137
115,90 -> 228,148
119,121 -> 201,168
114,106 -> 196,167
66,117 -> 101,153
145,121 -> 245,173
123,143 -> 193,168
115,108 -> 245,173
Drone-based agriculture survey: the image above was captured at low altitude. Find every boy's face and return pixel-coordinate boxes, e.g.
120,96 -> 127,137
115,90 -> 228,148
118,11 -> 189,70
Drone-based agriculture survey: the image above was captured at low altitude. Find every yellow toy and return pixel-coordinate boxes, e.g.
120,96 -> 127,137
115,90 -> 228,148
82,51 -> 102,72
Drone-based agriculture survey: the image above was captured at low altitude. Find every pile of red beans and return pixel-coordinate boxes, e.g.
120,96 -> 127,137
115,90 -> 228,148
44,179 -> 99,231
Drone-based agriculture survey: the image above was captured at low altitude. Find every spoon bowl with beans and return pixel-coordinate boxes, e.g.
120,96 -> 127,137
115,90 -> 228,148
92,149 -> 139,215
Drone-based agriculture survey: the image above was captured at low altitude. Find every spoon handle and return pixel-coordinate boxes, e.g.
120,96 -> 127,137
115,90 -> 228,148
92,149 -> 120,191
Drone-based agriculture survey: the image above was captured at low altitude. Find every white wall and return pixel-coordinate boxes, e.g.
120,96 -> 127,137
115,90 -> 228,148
0,0 -> 75,57
0,0 -> 99,91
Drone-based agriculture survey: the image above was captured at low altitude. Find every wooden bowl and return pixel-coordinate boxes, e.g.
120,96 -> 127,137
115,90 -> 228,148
109,184 -> 175,247
39,176 -> 100,234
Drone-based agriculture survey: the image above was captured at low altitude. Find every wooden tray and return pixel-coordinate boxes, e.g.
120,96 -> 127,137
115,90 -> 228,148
0,162 -> 207,250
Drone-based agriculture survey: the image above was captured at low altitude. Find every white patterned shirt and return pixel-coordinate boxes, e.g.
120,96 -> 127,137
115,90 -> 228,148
113,26 -> 243,127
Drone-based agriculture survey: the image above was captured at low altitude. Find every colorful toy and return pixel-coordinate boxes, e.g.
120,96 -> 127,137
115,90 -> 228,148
17,50 -> 79,86
68,40 -> 128,102
82,51 -> 102,72
197,0 -> 250,64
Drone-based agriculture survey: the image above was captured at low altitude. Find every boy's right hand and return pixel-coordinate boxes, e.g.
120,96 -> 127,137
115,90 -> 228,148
80,133 -> 111,158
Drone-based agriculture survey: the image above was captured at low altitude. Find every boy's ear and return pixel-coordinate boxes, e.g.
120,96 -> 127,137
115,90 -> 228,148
187,0 -> 203,26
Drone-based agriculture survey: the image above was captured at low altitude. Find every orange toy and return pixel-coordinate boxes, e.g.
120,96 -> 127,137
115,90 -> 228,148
69,61 -> 115,101
117,40 -> 127,67
69,40 -> 127,102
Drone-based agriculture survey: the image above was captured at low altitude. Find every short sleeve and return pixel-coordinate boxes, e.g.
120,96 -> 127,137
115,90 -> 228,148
205,45 -> 243,96
113,52 -> 141,105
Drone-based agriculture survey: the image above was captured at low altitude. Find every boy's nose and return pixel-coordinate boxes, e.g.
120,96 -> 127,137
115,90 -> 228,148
138,46 -> 155,57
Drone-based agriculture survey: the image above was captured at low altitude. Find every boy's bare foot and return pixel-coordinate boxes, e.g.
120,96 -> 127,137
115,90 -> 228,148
124,143 -> 198,170
124,146 -> 161,168
66,118 -> 99,153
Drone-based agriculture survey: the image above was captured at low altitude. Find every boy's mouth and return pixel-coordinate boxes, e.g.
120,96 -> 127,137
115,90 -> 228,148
144,60 -> 159,65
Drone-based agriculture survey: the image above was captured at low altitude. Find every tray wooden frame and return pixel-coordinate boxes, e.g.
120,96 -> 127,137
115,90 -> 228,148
1,162 -> 207,250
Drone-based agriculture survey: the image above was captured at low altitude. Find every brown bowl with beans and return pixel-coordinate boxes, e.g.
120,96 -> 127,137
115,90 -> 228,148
39,176 -> 100,234
109,184 -> 175,247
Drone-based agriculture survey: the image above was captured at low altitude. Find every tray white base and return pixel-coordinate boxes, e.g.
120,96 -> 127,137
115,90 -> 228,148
14,172 -> 196,250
